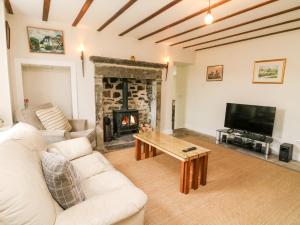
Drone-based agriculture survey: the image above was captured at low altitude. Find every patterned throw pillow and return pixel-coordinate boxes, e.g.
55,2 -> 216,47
41,152 -> 85,209
36,106 -> 72,131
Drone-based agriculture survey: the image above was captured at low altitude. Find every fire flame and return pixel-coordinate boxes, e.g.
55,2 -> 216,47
130,115 -> 136,124
121,115 -> 137,126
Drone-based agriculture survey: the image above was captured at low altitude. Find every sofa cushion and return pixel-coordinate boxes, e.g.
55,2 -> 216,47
0,140 -> 57,225
71,152 -> 113,181
48,137 -> 92,160
55,185 -> 147,225
36,106 -> 72,131
42,152 -> 85,209
81,170 -> 133,198
17,102 -> 53,129
0,122 -> 47,152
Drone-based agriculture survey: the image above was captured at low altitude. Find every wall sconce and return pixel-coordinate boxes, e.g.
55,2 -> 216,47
80,44 -> 85,77
164,56 -> 170,81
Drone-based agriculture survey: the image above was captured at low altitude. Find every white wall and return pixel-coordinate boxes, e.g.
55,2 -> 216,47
7,14 -> 195,131
184,30 -> 300,160
22,65 -> 73,118
173,63 -> 188,129
0,1 -> 13,125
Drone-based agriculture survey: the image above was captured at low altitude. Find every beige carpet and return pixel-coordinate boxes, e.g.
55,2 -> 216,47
105,136 -> 300,225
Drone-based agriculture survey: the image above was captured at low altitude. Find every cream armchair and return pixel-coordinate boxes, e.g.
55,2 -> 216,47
16,103 -> 96,147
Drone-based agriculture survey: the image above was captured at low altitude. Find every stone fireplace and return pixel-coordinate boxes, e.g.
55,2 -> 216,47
90,56 -> 165,150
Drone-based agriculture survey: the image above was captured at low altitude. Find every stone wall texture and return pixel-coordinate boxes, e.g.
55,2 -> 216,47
102,78 -> 154,123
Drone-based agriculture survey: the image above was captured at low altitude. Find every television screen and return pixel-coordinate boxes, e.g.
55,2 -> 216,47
224,103 -> 276,136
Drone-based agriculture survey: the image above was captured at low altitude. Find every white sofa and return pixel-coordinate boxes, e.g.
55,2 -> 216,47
0,123 -> 147,225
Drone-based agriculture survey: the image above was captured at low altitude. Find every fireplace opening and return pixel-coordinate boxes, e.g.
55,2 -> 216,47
113,78 -> 139,137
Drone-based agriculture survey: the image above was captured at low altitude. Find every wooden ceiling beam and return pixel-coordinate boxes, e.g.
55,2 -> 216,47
184,18 -> 300,49
155,0 -> 279,44
42,0 -> 51,21
72,0 -> 94,27
171,6 -> 300,46
138,0 -> 230,40
195,27 -> 300,51
4,0 -> 13,14
97,0 -> 137,32
119,0 -> 182,36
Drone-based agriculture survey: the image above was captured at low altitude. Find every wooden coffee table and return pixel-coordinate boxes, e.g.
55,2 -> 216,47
134,132 -> 211,194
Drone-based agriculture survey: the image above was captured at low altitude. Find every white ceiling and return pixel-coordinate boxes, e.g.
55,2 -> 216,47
9,0 -> 300,51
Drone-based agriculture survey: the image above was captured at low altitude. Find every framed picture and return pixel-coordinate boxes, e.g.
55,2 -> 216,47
5,21 -> 10,49
27,26 -> 65,54
206,65 -> 223,81
253,59 -> 286,84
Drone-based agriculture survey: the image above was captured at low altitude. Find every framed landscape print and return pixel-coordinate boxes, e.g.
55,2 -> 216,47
206,65 -> 223,81
27,27 -> 65,54
253,59 -> 286,84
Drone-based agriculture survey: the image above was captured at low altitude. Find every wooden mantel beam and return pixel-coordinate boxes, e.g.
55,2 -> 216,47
42,0 -> 51,21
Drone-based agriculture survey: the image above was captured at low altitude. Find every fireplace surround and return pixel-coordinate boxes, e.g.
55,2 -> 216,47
91,56 -> 165,151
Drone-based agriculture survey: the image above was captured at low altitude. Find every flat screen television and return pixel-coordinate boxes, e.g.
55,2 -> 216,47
224,103 -> 276,136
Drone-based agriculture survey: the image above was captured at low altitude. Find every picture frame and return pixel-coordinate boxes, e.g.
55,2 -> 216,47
253,59 -> 286,84
27,26 -> 65,54
206,65 -> 223,81
5,21 -> 10,49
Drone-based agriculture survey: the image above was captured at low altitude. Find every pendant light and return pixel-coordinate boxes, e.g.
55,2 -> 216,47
204,0 -> 214,25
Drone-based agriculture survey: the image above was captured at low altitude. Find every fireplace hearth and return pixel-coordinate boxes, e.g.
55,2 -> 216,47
113,78 -> 139,136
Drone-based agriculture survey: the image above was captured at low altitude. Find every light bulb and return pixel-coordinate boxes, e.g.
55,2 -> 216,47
164,56 -> 170,64
204,12 -> 214,25
79,44 -> 85,52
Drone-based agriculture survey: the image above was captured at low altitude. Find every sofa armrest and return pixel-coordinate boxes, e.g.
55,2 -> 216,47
55,186 -> 147,225
48,137 -> 92,160
40,130 -> 70,144
68,119 -> 87,132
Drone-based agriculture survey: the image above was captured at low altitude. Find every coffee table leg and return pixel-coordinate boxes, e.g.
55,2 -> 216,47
200,154 -> 208,185
144,143 -> 150,158
135,139 -> 142,161
180,160 -> 191,194
192,158 -> 200,190
151,146 -> 157,157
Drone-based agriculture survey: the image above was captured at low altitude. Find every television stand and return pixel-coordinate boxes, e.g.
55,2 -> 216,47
216,129 -> 273,159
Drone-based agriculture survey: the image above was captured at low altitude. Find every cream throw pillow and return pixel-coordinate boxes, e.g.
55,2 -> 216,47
36,106 -> 72,131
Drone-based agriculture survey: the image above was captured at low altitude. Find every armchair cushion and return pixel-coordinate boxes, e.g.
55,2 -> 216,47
48,137 -> 93,161
36,106 -> 72,132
